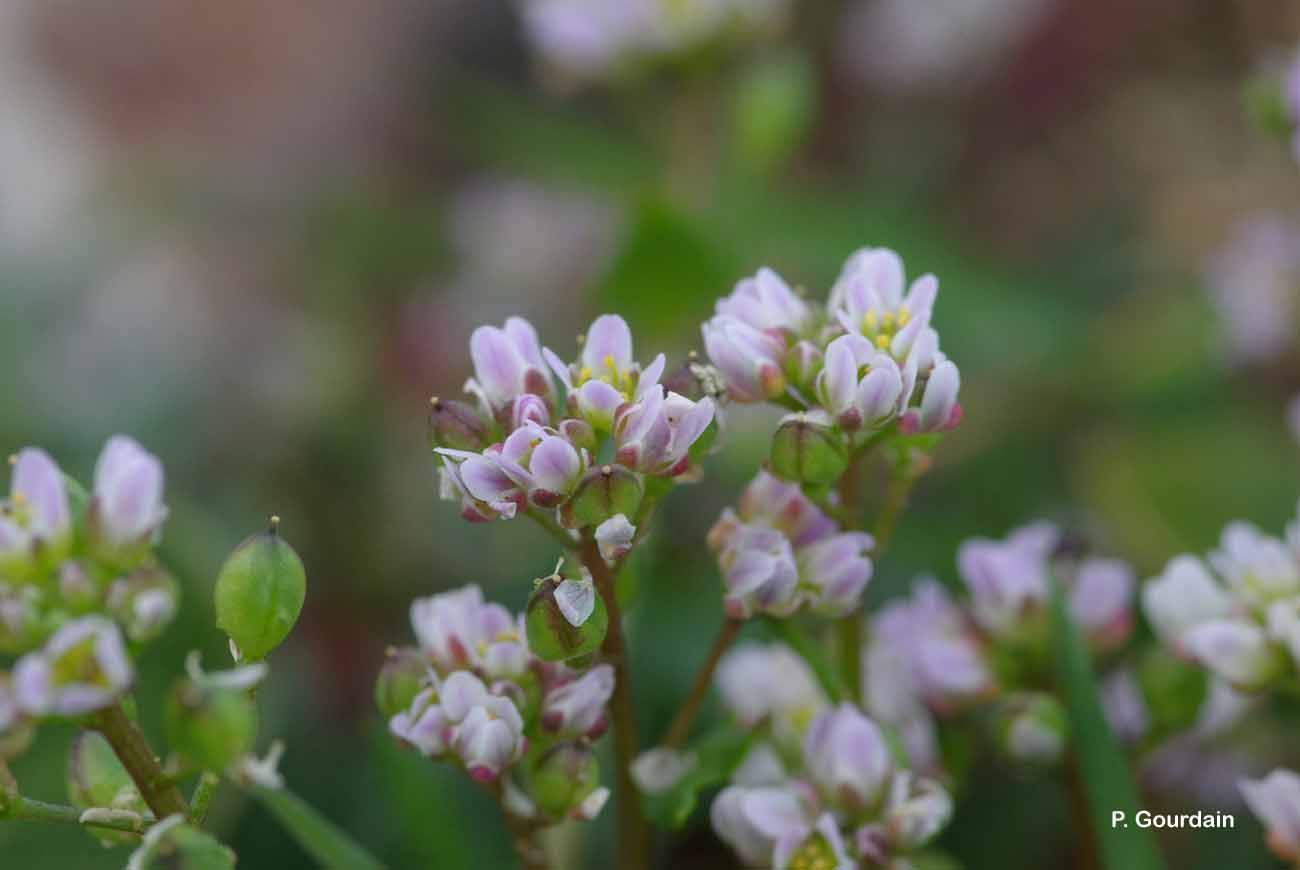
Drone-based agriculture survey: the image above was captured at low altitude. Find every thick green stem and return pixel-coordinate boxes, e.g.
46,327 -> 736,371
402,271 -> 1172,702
93,704 -> 190,820
190,771 -> 220,824
1,759 -> 154,836
662,618 -> 742,749
578,531 -> 649,870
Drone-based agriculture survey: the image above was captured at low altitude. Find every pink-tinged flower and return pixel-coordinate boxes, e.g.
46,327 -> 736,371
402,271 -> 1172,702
1142,555 -> 1234,652
829,247 -> 937,361
878,772 -> 953,851
957,522 -> 1058,639
816,335 -> 903,431
773,813 -> 855,870
709,785 -> 816,868
410,585 -> 529,680
867,579 -> 992,712
1204,215 -> 1300,365
90,436 -> 167,552
713,523 -> 801,619
1068,558 -> 1135,650
735,472 -> 837,547
594,514 -> 635,562
701,315 -> 788,403
632,747 -> 697,796
436,450 -> 523,522
898,356 -> 962,434
441,671 -> 526,781
797,532 -> 875,618
1241,769 -> 1300,862
0,448 -> 71,569
13,617 -> 132,716
389,686 -> 451,757
1209,521 -> 1300,609
1182,619 -> 1284,690
466,317 -> 553,414
511,394 -> 551,430
716,643 -> 827,750
803,703 -> 893,814
543,314 -> 665,431
715,267 -> 811,334
490,423 -> 587,508
541,663 -> 614,738
613,387 -> 714,476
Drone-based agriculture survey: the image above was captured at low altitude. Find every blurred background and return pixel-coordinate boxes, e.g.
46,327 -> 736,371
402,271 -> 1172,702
2,0 -> 1300,867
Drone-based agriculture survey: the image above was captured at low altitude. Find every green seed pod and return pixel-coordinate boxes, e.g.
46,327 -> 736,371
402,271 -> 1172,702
428,397 -> 492,452
769,414 -> 847,485
525,575 -> 607,662
214,518 -> 305,662
530,742 -> 600,820
129,817 -> 236,870
163,679 -> 257,772
565,465 -> 643,528
374,646 -> 429,720
67,731 -> 147,846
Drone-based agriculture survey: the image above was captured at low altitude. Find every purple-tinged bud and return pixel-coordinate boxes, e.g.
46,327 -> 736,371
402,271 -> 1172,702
899,359 -> 961,434
374,646 -> 431,720
1182,619 -> 1284,691
798,532 -> 874,618
437,450 -> 525,521
713,522 -> 800,620
803,703 -> 893,815
1067,557 -> 1134,651
163,679 -> 257,771
67,731 -> 147,846
715,267 -> 811,334
614,388 -> 715,476
769,411 -> 847,485
428,397 -> 493,452
559,418 -> 597,454
88,436 -> 167,560
509,394 -> 551,430
566,464 -> 643,527
389,686 -> 450,757
526,572 -> 607,663
441,672 -> 526,781
410,585 -> 528,679
701,315 -> 787,403
1241,769 -> 1300,863
466,317 -> 552,413
13,617 -> 133,716
106,567 -> 179,643
1,448 -> 72,575
595,515 -> 635,562
996,693 -> 1067,765
529,742 -> 605,820
541,664 -> 614,738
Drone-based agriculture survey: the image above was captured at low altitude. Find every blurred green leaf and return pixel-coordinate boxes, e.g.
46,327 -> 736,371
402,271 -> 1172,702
1048,572 -> 1164,870
729,50 -> 816,178
252,784 -> 386,870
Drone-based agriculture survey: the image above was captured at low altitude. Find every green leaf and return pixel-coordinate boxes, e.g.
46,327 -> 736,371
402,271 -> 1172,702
643,727 -> 755,829
1048,572 -> 1165,870
252,785 -> 387,870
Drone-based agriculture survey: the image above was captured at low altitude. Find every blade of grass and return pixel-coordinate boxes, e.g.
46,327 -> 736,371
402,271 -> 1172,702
251,785 -> 386,870
1048,571 -> 1164,870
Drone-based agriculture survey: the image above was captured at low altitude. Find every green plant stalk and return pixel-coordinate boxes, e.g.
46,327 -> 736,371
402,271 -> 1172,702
93,704 -> 190,820
578,530 -> 649,870
662,618 -> 743,749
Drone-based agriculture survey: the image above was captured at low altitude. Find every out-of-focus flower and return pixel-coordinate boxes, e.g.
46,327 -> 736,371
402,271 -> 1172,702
105,567 -> 180,643
631,747 -> 697,795
816,336 -> 904,431
544,314 -> 665,432
803,703 -> 893,814
89,436 -> 167,555
996,692 -> 1068,765
13,617 -> 132,716
0,447 -> 71,571
1204,215 -> 1300,365
710,785 -> 820,868
1241,769 -> 1300,862
465,317 -> 554,417
1067,558 -> 1136,651
828,249 -> 936,362
716,643 -> 826,750
613,387 -> 715,476
702,313 -> 789,402
876,772 -> 953,853
442,671 -> 527,781
390,686 -> 451,757
595,514 -> 636,562
957,521 -> 1058,639
541,664 -> 614,738
1182,620 -> 1284,691
1100,668 -> 1150,746
1209,521 -> 1300,609
410,585 -> 529,681
1142,555 -> 1235,652
710,472 -> 873,619
718,267 -> 811,334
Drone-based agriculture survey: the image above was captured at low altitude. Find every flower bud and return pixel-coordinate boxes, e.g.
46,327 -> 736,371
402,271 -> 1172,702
541,664 -> 614,738
996,693 -> 1067,765
67,731 -> 147,845
529,742 -> 605,820
214,518 -> 306,662
441,672 -> 526,781
58,562 -> 100,613
375,647 -> 430,720
88,436 -> 167,564
803,703 -> 892,815
565,465 -> 643,528
106,567 -> 179,643
126,815 -> 236,870
163,679 -> 257,772
428,397 -> 492,452
1,448 -> 72,577
769,412 -> 847,485
526,574 -> 607,663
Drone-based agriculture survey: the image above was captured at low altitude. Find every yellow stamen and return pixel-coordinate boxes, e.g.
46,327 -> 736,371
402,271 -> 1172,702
874,335 -> 891,350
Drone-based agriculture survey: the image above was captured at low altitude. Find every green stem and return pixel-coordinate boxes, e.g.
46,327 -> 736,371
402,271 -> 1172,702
767,618 -> 845,703
579,530 -> 649,870
662,618 -> 742,749
8,795 -> 154,835
527,509 -> 579,552
93,704 -> 189,820
190,771 -> 220,825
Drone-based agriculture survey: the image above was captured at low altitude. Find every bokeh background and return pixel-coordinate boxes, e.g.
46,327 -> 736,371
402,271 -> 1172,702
3,0 -> 1300,867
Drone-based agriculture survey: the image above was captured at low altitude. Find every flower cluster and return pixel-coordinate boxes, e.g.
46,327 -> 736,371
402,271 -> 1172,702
709,471 -> 874,619
0,437 -> 175,748
382,583 -> 615,822
518,0 -> 790,87
433,314 -> 715,528
1142,501 -> 1300,692
702,646 -> 952,869
862,522 -> 1136,772
701,248 -> 960,486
